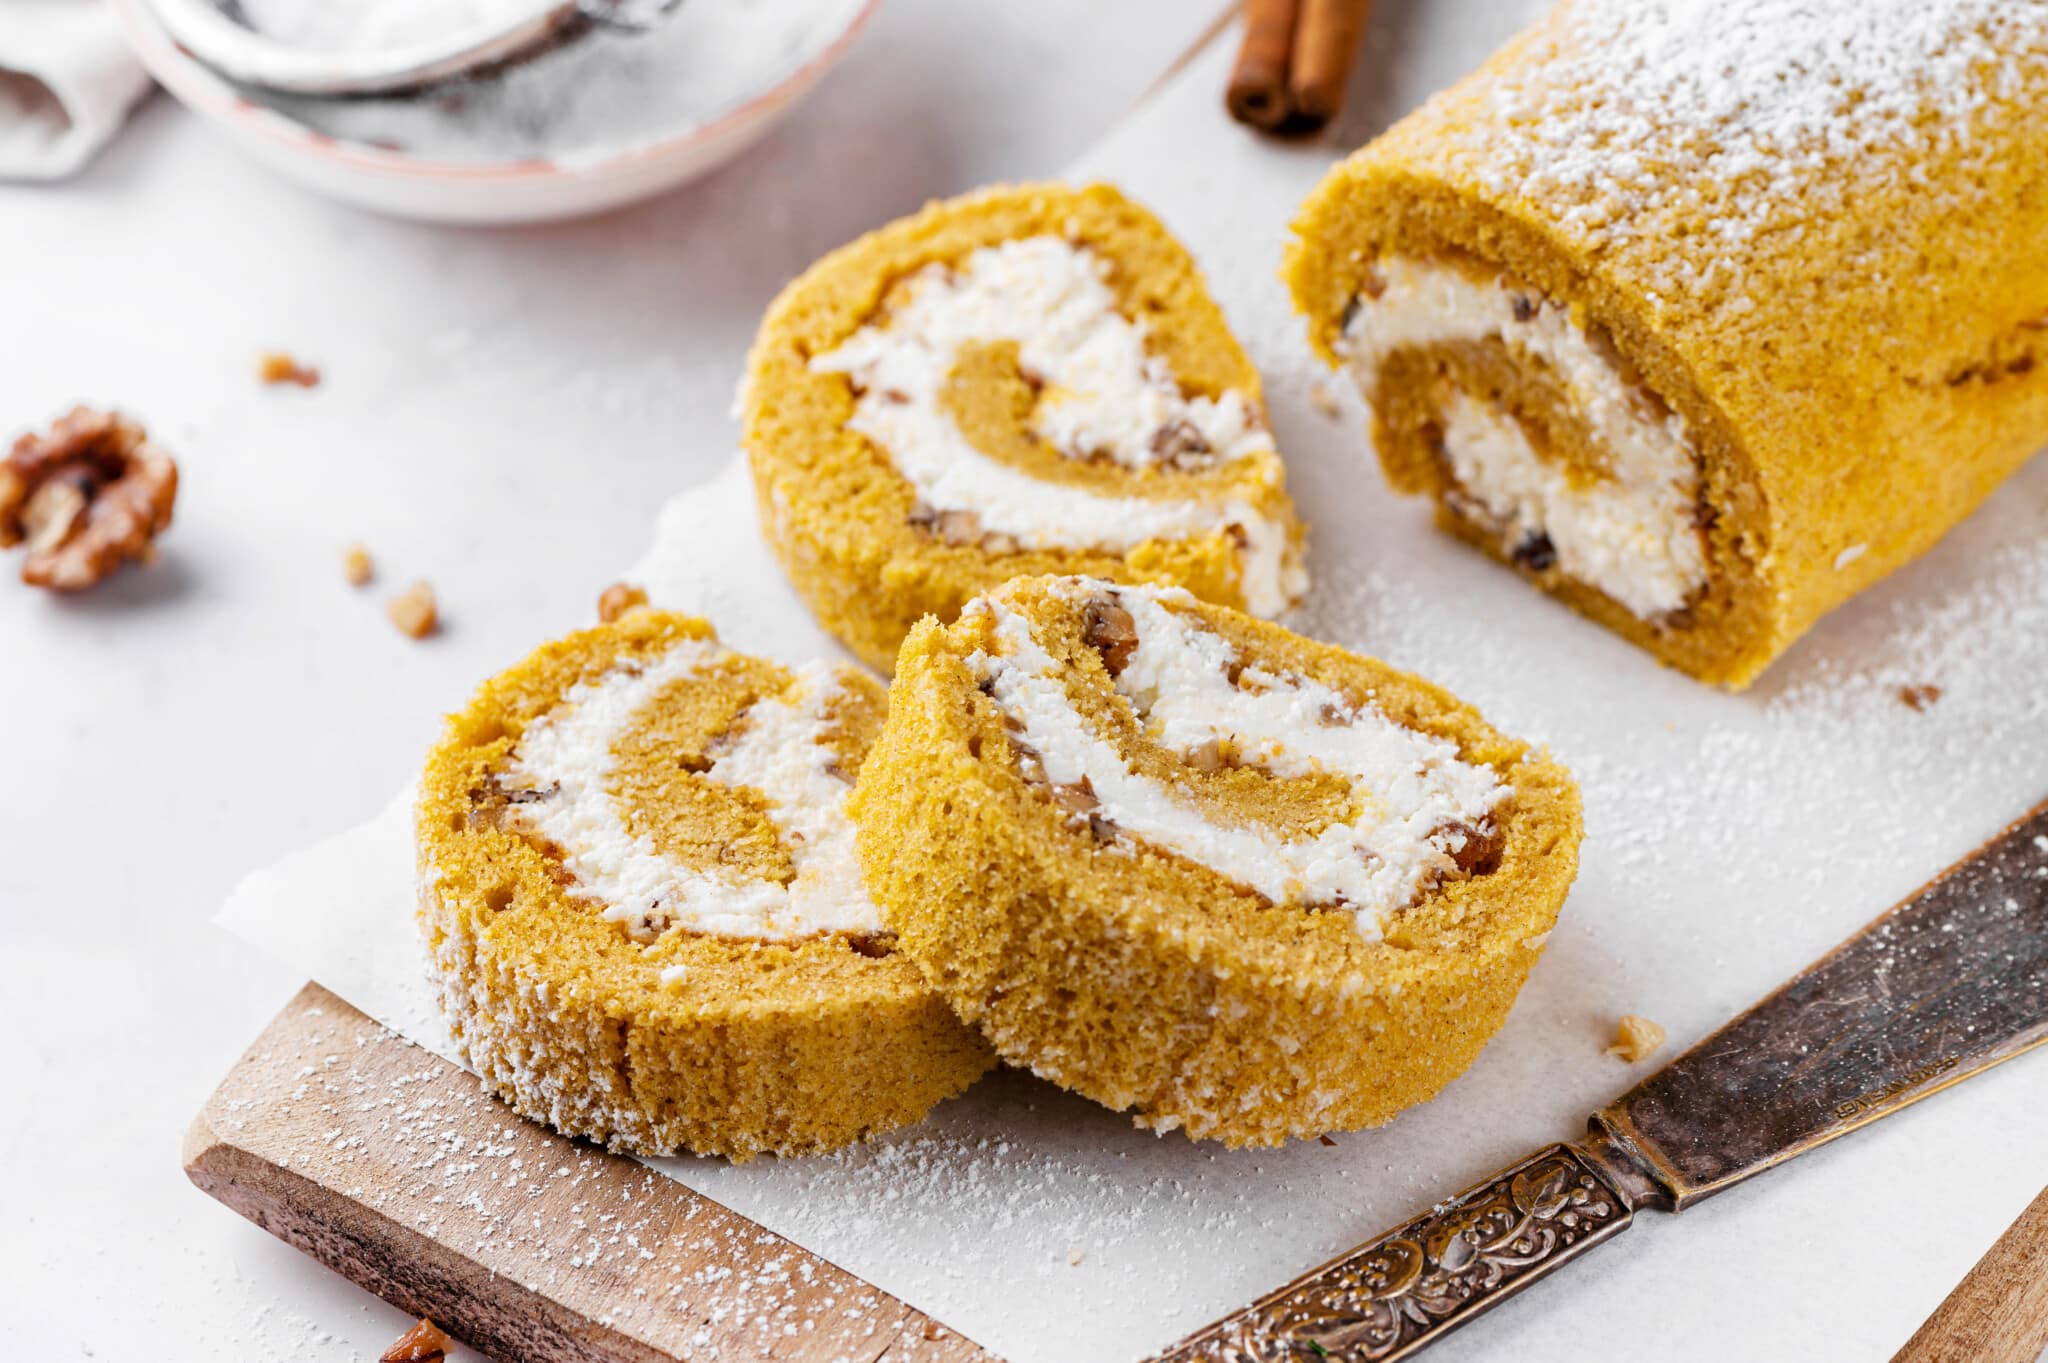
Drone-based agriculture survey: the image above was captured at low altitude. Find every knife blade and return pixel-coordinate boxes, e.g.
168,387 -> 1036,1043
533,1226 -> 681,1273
1150,796 -> 2048,1362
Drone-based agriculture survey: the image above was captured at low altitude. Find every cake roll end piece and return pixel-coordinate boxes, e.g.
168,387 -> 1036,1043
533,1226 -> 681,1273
1286,0 -> 2048,688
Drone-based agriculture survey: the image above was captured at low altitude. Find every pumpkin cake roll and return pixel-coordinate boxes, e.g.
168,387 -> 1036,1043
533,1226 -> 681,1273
416,611 -> 993,1160
852,575 -> 1581,1147
742,181 -> 1308,673
1288,0 -> 2048,687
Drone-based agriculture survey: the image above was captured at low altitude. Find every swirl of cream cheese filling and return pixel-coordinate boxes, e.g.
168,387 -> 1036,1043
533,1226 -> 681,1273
967,580 -> 1504,940
811,234 -> 1306,617
1339,255 -> 1707,619
503,640 -> 882,943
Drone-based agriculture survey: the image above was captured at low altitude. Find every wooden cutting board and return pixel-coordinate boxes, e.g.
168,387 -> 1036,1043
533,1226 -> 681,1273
183,982 -> 992,1363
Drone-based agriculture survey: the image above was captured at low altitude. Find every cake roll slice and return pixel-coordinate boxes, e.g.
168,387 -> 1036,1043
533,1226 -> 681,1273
743,181 -> 1308,674
1288,0 -> 2048,687
852,575 -> 1581,1147
416,610 -> 993,1160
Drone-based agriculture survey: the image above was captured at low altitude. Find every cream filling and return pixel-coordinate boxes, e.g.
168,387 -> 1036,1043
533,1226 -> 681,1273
1338,255 -> 1707,618
811,235 -> 1305,616
504,640 -> 882,943
967,580 -> 1503,941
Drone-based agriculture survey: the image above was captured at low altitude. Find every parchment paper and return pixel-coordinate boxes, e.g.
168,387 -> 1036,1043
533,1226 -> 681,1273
220,10 -> 2048,1361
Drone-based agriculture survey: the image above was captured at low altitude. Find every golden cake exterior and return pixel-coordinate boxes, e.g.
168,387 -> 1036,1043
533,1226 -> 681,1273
743,181 -> 1308,674
1287,0 -> 2048,688
851,575 -> 1581,1147
416,610 -> 993,1160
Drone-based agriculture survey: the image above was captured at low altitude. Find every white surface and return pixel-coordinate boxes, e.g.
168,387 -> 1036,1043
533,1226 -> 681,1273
218,17 -> 2048,1363
0,3 -> 1227,1357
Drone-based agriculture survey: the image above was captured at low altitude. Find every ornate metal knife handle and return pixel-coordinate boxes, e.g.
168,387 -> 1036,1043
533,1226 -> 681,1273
1149,1139 -> 1645,1362
1151,797 -> 2048,1361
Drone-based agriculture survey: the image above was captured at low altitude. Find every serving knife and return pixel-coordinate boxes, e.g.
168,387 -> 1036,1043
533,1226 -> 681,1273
1152,797 -> 2048,1362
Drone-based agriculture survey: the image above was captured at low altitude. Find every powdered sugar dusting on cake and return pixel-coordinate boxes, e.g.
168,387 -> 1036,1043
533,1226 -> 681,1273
1443,0 -> 2048,294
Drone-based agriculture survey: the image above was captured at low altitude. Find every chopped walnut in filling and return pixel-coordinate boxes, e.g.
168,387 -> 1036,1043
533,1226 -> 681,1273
906,503 -> 1020,554
969,582 -> 1505,938
1080,595 -> 1138,677
0,406 -> 177,592
811,235 -> 1305,617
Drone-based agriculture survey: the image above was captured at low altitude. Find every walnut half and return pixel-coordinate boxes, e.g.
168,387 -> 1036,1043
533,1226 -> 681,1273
0,407 -> 177,592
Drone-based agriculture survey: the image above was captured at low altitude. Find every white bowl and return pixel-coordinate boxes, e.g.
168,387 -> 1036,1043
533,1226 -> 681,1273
112,0 -> 879,224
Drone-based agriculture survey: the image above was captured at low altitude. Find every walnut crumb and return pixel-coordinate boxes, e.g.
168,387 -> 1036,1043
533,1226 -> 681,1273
387,581 -> 438,639
380,1318 -> 453,1363
1309,382 -> 1341,420
1608,1015 -> 1666,1064
343,543 -> 374,587
257,351 -> 320,388
0,406 -> 177,591
598,581 -> 648,623
1898,683 -> 1943,712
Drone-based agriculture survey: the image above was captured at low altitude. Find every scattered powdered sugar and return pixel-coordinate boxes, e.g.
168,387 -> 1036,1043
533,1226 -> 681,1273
1297,503 -> 2048,927
209,1013 -> 966,1362
1442,0 -> 2048,295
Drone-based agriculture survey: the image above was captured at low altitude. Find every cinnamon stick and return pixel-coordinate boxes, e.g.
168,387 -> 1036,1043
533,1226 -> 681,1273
1225,0 -> 1300,132
1287,0 -> 1372,131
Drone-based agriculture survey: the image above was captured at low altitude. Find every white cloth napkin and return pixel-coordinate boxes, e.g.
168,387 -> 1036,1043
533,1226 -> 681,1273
0,0 -> 152,179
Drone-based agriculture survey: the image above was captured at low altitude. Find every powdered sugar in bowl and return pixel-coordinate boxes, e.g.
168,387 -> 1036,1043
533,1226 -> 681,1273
113,0 -> 879,223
